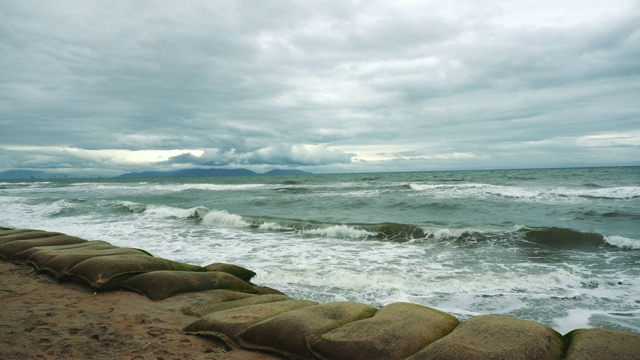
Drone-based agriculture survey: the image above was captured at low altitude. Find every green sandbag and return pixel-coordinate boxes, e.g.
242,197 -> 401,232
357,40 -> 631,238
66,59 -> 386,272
38,247 -> 153,279
238,301 -> 378,360
407,314 -> 566,360
253,286 -> 286,295
565,328 -> 640,360
181,290 -> 258,317
121,270 -> 258,301
0,231 -> 63,246
0,229 -> 38,237
204,263 -> 257,282
308,302 -> 460,360
0,235 -> 87,260
12,240 -> 112,264
184,299 -> 318,348
182,293 -> 291,317
66,254 -> 204,291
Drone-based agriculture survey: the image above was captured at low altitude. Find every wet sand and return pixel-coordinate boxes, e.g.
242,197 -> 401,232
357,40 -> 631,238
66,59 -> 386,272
0,261 -> 284,360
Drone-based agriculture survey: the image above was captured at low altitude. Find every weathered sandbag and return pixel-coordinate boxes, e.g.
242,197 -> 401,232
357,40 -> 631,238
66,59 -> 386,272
564,328 -> 640,360
182,294 -> 291,317
407,314 -> 566,360
181,289 -> 258,317
0,228 -> 41,236
308,302 -> 460,360
0,228 -> 38,236
66,254 -> 204,291
205,262 -> 257,282
238,301 -> 378,360
38,247 -> 153,279
184,299 -> 318,348
0,235 -> 87,260
0,231 -> 63,245
121,270 -> 258,300
11,240 -> 112,264
253,285 -> 286,295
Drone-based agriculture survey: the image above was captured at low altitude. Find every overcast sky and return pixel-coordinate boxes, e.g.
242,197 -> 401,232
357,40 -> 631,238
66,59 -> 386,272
1,0 -> 639,176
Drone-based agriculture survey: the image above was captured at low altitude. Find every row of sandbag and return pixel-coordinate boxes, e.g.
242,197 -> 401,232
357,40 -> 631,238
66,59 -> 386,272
4,228 -> 639,359
0,228 -> 268,300
180,290 -> 640,360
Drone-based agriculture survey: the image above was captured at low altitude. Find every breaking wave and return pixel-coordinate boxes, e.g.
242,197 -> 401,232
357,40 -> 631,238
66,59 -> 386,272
408,183 -> 640,202
103,201 -> 639,250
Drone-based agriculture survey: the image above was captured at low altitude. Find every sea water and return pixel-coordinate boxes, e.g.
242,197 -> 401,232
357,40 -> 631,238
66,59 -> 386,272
1,166 -> 639,334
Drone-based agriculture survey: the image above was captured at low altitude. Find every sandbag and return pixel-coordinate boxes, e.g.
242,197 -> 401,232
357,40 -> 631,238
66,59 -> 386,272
205,262 -> 257,282
182,293 -> 291,317
308,302 -> 460,360
181,289 -> 258,317
66,254 -> 204,291
565,328 -> 640,360
121,270 -> 257,301
0,235 -> 86,260
238,301 -> 377,360
184,299 -> 318,348
11,240 -> 112,264
407,314 -> 566,360
38,247 -> 153,279
0,228 -> 37,236
0,231 -> 63,246
252,286 -> 286,295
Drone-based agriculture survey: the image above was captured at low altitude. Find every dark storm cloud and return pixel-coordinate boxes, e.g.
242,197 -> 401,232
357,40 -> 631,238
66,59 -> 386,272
0,0 -> 638,175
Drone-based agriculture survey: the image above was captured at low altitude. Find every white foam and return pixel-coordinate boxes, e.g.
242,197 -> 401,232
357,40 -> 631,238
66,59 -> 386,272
423,268 -> 584,296
409,183 -> 640,203
552,309 -> 640,334
111,200 -> 146,213
423,227 -> 469,240
201,210 -> 249,227
558,186 -> 640,200
604,235 -> 640,249
304,225 -> 374,239
144,204 -> 202,219
553,309 -> 594,334
409,183 -> 542,200
256,221 -> 292,231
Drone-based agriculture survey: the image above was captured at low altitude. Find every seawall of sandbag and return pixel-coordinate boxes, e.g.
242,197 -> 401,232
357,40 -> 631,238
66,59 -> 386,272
1,228 -> 638,360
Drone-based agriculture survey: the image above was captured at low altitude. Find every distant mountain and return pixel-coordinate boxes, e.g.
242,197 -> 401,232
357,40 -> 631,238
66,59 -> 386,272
0,170 -> 70,179
117,168 -> 313,178
117,168 -> 258,178
263,169 -> 312,175
1,168 -> 312,180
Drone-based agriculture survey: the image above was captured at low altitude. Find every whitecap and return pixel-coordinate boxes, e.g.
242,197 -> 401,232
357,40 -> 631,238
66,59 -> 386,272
604,235 -> 640,250
201,209 -> 250,227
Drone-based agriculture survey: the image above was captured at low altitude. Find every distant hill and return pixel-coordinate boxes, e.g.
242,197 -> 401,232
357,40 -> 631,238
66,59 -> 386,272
263,169 -> 312,175
117,168 -> 312,178
117,168 -> 257,178
0,170 -> 71,180
1,168 -> 312,180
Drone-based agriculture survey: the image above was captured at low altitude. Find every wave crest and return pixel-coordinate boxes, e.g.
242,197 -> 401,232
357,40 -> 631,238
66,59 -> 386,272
201,210 -> 249,227
604,235 -> 640,250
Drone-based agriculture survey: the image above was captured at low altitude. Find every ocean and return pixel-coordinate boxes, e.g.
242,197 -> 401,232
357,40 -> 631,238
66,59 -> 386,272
1,166 -> 639,334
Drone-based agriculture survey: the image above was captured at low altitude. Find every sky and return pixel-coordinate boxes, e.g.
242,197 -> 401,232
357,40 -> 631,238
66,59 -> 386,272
1,0 -> 639,176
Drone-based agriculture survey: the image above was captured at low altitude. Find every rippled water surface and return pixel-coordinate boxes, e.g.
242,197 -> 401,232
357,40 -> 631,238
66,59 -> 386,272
2,166 -> 639,333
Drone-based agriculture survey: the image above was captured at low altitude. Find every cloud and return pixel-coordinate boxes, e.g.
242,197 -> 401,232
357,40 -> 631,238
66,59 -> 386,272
164,144 -> 354,168
0,0 -> 638,175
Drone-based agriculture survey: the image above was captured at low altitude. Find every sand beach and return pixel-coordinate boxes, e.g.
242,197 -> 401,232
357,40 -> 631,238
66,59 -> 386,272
0,261 -> 282,360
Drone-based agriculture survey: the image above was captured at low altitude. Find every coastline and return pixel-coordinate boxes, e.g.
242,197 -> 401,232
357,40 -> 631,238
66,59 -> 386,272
1,228 -> 639,360
0,261 -> 282,359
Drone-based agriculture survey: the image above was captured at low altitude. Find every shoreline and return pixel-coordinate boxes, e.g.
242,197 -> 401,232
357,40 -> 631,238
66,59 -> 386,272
1,228 -> 639,360
0,261 -> 283,359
